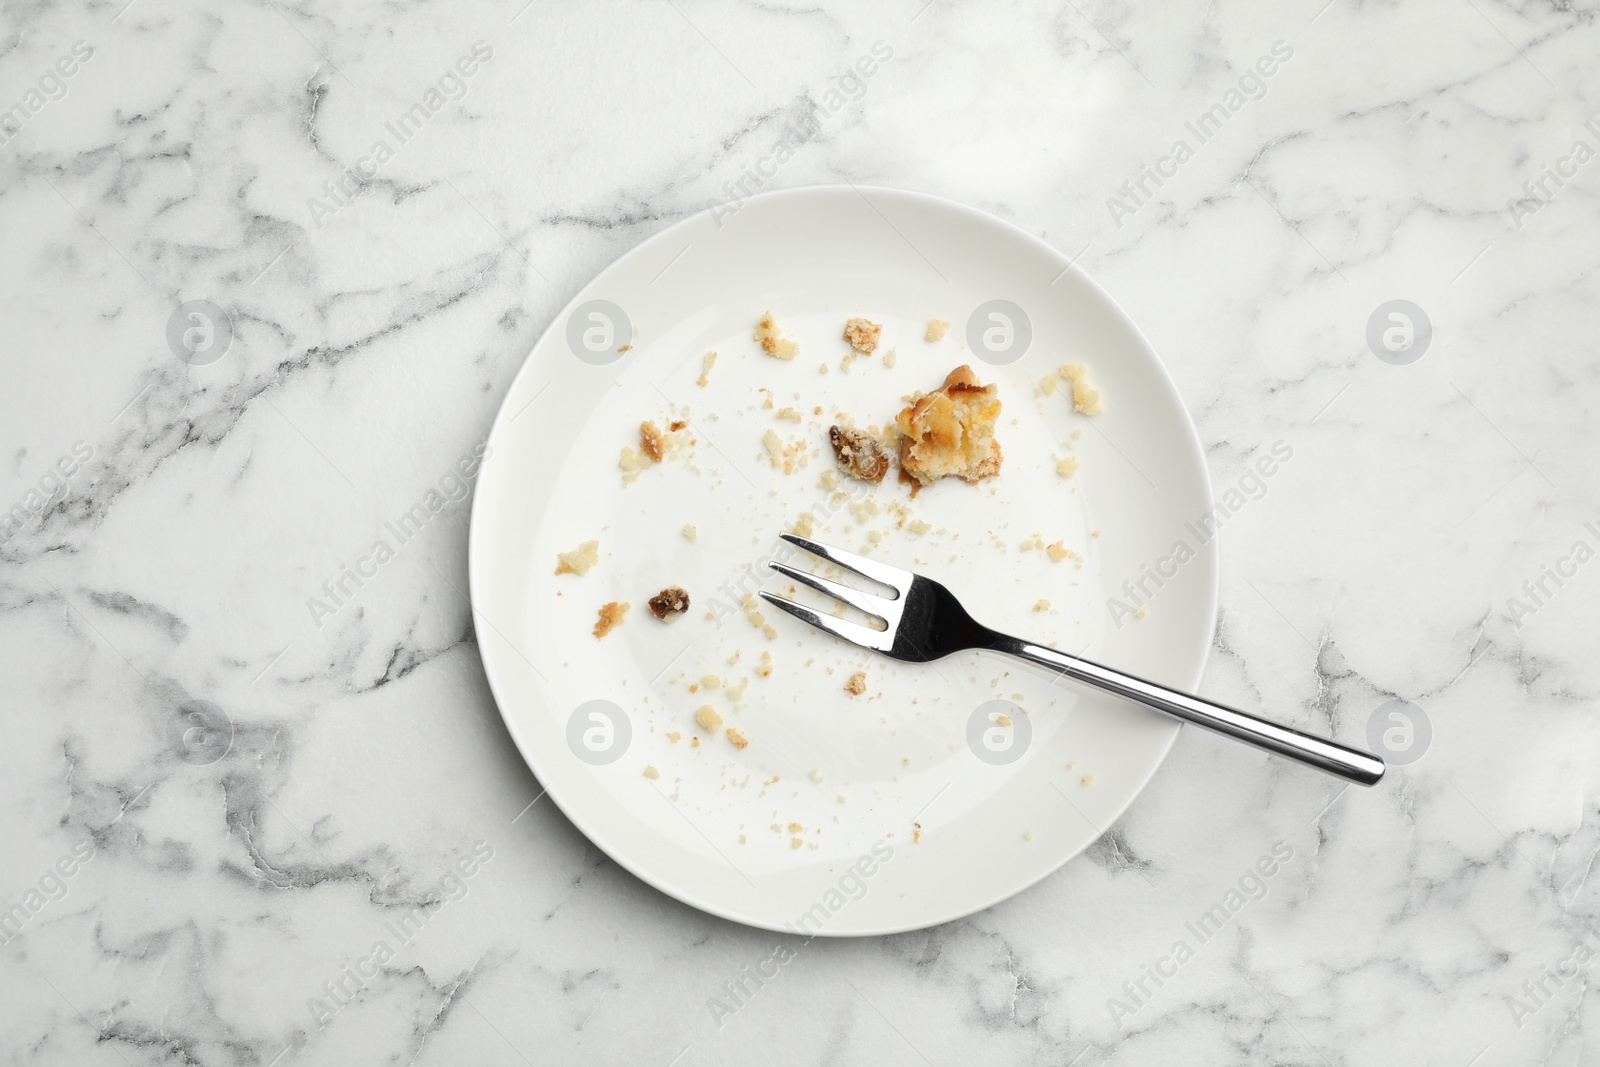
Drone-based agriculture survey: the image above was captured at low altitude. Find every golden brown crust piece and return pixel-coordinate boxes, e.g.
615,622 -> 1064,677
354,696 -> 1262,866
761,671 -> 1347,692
828,425 -> 891,484
593,601 -> 629,638
639,421 -> 665,463
648,586 -> 690,620
843,318 -> 881,354
895,364 -> 1002,490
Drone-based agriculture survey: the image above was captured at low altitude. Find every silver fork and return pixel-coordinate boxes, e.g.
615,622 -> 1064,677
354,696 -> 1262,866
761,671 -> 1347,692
761,533 -> 1385,786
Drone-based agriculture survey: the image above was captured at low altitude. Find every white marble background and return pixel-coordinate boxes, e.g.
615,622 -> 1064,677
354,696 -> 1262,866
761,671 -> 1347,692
2,0 -> 1598,1062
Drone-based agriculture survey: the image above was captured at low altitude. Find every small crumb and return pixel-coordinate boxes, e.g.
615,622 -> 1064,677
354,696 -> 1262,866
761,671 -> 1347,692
912,822 -> 923,843
844,671 -> 867,695
793,512 -> 815,537
1081,774 -> 1096,787
790,837 -> 804,849
1037,374 -> 1058,396
883,347 -> 897,368
925,319 -> 948,342
682,524 -> 698,542
726,726 -> 749,749
1033,599 -> 1051,612
701,674 -> 722,689
1055,454 -> 1079,478
648,586 -> 690,620
755,311 -> 798,359
995,713 -> 1012,727
696,706 -> 723,731
819,468 -> 841,491
644,765 -> 659,779
756,650 -> 774,678
788,822 -> 803,833
666,731 -> 681,743
1024,830 -> 1034,842
696,351 -> 717,387
1135,608 -> 1147,619
1059,363 -> 1103,415
555,540 -> 600,576
844,317 -> 881,354
639,421 -> 665,463
808,769 -> 823,783
592,601 -> 629,638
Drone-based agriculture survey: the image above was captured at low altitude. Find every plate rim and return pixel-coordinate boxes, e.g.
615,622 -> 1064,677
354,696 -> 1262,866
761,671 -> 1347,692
468,182 -> 1220,935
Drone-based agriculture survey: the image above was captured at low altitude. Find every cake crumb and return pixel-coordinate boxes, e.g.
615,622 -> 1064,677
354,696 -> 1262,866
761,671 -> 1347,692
593,601 -> 629,638
648,586 -> 690,620
726,726 -> 749,749
844,317 -> 881,354
682,524 -> 698,542
845,671 -> 867,695
666,731 -> 681,743
793,511 -> 815,537
1055,454 -> 1079,478
695,705 -> 723,731
1135,607 -> 1147,619
913,822 -> 923,843
644,765 -> 660,779
808,768 -> 823,783
829,425 -> 891,484
896,365 -> 1002,489
639,421 -> 665,462
1081,774 -> 1096,787
1059,363 -> 1103,415
1033,599 -> 1051,612
996,713 -> 1012,727
555,540 -> 600,576
697,351 -> 717,387
883,348 -> 898,368
1024,830 -> 1034,842
755,311 -> 798,359
925,319 -> 948,342
790,837 -> 804,849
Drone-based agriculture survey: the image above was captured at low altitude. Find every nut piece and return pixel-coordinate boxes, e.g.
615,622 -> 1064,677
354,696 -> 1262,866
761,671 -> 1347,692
843,317 -> 881,354
648,585 -> 690,620
845,671 -> 867,695
828,425 -> 890,484
755,311 -> 798,359
593,601 -> 629,638
895,365 -> 1003,491
555,540 -> 599,576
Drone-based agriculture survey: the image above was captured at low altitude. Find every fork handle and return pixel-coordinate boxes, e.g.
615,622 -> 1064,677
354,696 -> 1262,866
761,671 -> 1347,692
988,635 -> 1385,786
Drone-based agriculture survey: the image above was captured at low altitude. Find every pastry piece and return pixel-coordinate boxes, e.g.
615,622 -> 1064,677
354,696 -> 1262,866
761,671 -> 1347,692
648,586 -> 690,620
894,365 -> 1002,490
828,425 -> 891,484
843,318 -> 881,354
555,540 -> 599,576
754,312 -> 798,359
593,601 -> 629,638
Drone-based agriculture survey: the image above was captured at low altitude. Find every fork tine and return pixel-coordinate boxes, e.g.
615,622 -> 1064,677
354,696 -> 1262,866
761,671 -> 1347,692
768,562 -> 892,620
758,592 -> 893,650
778,533 -> 910,594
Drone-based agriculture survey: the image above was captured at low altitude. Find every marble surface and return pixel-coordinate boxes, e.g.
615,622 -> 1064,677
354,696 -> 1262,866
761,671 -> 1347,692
2,0 -> 1598,1063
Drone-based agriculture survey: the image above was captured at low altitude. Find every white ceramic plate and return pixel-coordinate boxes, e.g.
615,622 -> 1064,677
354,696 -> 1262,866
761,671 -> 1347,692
469,186 -> 1216,935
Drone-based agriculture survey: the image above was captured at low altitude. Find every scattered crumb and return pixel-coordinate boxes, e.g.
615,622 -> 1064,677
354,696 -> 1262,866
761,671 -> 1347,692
648,586 -> 690,620
1135,607 -> 1147,619
726,726 -> 749,749
819,468 -> 840,491
1024,830 -> 1034,842
844,317 -> 881,354
757,650 -> 774,677
555,540 -> 599,576
776,406 -> 803,423
845,671 -> 867,695
1055,454 -> 1079,478
925,319 -> 948,342
593,601 -> 629,638
1081,774 -> 1096,787
793,511 -> 815,537
1059,363 -> 1103,415
682,524 -> 698,542
697,351 -> 717,387
666,731 -> 681,743
913,822 -> 923,843
639,421 -> 665,463
644,765 -> 660,779
790,837 -> 804,849
808,769 -> 823,783
883,348 -> 897,368
740,594 -> 774,638
829,425 -> 891,484
755,311 -> 798,359
1033,599 -> 1051,612
696,705 -> 723,731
